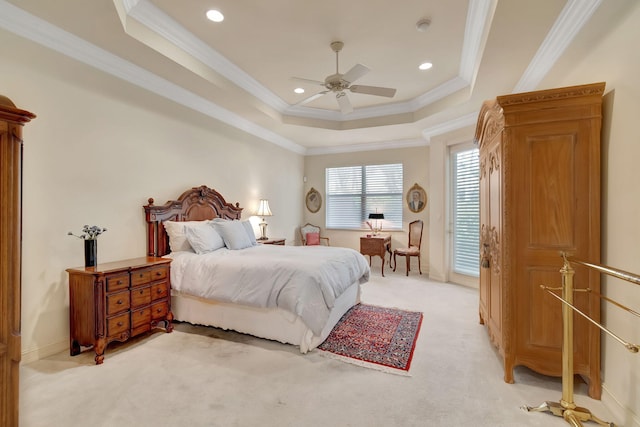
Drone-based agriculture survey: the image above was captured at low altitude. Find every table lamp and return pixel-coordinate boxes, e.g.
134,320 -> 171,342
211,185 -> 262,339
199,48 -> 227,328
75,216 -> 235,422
368,212 -> 384,235
256,199 -> 272,240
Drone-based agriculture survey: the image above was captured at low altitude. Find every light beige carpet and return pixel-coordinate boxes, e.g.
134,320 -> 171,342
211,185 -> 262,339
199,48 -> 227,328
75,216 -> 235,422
20,269 -> 615,427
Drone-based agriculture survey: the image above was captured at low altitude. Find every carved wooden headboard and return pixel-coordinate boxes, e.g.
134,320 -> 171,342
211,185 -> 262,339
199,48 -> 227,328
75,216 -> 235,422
143,185 -> 243,257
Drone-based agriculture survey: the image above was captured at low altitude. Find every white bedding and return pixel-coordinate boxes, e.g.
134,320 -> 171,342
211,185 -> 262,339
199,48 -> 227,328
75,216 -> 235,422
167,245 -> 370,335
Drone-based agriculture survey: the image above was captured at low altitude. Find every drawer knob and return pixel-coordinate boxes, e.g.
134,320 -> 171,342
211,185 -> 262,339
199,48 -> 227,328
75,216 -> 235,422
117,299 -> 123,305
156,271 -> 162,276
139,290 -> 144,294
117,280 -> 123,285
117,321 -> 123,327
157,289 -> 163,294
156,308 -> 162,313
139,273 -> 144,278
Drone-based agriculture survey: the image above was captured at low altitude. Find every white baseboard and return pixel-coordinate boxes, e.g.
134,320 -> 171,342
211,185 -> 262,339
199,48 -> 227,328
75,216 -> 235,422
602,383 -> 640,427
21,340 -> 67,364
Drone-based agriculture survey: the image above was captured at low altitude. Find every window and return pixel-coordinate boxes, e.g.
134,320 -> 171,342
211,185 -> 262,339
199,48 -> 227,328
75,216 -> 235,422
451,147 -> 479,277
326,163 -> 403,230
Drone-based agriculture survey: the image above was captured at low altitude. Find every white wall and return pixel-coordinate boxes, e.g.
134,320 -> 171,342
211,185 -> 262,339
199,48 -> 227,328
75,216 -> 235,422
304,146 -> 429,272
0,31 -> 304,362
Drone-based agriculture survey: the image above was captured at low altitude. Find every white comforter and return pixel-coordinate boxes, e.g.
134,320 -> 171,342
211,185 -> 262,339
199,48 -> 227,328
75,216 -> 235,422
167,245 -> 370,335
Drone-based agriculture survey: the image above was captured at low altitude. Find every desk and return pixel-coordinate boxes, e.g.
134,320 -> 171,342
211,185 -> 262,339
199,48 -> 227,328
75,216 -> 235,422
360,234 -> 392,277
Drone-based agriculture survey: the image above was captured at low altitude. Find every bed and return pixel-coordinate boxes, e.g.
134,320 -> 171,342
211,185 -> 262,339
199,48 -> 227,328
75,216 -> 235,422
143,185 -> 370,353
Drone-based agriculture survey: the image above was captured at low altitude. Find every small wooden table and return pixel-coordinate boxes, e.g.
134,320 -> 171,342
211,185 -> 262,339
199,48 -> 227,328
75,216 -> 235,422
360,234 -> 392,276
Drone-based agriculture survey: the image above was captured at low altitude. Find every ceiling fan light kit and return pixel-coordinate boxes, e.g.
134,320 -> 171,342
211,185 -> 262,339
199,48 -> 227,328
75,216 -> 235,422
292,41 -> 397,114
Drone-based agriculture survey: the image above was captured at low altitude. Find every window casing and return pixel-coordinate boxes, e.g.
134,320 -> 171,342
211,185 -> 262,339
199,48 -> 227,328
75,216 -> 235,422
326,164 -> 403,230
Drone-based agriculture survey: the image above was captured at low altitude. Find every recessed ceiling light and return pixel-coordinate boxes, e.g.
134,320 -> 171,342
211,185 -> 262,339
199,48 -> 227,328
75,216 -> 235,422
416,18 -> 431,32
294,88 -> 305,94
206,9 -> 224,22
419,62 -> 433,71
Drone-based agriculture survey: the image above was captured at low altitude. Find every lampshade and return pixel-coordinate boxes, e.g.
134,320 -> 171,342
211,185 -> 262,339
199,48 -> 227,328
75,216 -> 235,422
368,213 -> 384,220
256,199 -> 272,217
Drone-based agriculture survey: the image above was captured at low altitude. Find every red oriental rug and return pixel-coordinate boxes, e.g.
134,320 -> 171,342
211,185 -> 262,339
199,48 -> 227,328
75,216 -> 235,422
317,304 -> 423,375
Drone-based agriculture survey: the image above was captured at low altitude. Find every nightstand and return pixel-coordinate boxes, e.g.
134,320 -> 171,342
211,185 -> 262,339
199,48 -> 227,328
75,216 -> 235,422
360,234 -> 392,277
67,256 -> 173,364
259,238 -> 285,245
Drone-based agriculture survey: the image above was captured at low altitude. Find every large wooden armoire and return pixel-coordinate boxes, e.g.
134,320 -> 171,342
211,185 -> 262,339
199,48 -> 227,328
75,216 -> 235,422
0,96 -> 35,427
475,82 -> 604,399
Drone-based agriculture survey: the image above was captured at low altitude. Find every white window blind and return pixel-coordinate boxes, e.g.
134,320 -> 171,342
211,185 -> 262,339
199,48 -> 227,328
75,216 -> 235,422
452,148 -> 479,277
326,163 -> 403,230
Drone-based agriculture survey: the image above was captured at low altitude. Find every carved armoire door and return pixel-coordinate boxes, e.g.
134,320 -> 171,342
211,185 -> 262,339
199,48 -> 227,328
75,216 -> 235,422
477,100 -> 504,356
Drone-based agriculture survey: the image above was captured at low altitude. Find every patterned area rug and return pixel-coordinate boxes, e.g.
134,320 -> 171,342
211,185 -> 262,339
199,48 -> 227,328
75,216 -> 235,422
317,304 -> 423,375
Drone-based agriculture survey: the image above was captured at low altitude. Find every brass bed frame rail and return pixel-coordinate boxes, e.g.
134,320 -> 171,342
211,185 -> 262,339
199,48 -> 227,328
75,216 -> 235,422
524,252 -> 640,427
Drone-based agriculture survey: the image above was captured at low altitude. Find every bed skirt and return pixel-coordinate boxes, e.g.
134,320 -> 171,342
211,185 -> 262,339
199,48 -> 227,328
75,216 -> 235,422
171,281 -> 361,353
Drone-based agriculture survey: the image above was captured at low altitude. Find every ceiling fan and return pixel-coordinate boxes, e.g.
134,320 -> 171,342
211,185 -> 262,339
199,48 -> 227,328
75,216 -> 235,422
292,41 -> 397,114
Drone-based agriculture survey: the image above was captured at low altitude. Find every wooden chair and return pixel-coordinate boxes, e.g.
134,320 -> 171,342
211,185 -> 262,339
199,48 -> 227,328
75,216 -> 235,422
393,220 -> 423,276
299,223 -> 330,246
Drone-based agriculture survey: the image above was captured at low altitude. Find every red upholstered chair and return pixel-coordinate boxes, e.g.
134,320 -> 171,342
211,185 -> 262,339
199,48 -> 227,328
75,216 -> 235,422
393,220 -> 423,276
299,223 -> 330,246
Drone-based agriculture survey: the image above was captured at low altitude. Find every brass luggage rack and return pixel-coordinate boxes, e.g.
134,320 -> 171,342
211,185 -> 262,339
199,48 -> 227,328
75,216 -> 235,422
523,252 -> 639,427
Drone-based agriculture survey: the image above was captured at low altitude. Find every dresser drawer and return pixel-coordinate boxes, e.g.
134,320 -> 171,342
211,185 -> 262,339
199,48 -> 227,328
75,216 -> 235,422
131,269 -> 151,287
151,282 -> 169,302
107,312 -> 130,338
131,286 -> 151,308
150,266 -> 168,282
106,274 -> 129,292
131,307 -> 151,330
131,266 -> 168,287
106,290 -> 130,315
151,301 -> 168,320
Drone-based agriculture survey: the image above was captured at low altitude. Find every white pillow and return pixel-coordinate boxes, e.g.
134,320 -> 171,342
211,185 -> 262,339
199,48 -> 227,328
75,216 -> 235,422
185,223 -> 225,254
212,220 -> 253,250
242,220 -> 258,246
164,220 -> 198,252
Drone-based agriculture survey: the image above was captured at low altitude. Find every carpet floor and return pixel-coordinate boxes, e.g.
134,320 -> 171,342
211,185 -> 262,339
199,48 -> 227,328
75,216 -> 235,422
20,268 -> 615,427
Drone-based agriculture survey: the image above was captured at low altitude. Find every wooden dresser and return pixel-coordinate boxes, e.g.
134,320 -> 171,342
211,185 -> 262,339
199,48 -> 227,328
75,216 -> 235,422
67,257 -> 173,364
0,96 -> 35,427
475,83 -> 604,398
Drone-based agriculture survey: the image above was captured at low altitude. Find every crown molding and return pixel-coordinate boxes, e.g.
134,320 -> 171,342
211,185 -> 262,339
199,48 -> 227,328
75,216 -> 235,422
0,0 -> 602,156
0,0 -> 305,155
306,138 -> 428,156
459,0 -> 498,84
122,0 -> 494,124
513,0 -> 602,93
123,0 -> 290,112
421,112 -> 479,142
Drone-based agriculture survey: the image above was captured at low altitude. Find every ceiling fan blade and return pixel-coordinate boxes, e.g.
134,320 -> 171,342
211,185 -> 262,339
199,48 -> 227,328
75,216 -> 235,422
349,85 -> 397,98
295,91 -> 328,106
291,76 -> 325,86
336,92 -> 353,114
341,64 -> 370,84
